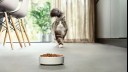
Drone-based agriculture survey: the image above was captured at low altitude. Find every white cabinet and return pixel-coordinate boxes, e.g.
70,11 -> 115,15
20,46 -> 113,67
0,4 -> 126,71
97,0 -> 111,38
110,0 -> 120,38
119,0 -> 127,38
97,0 -> 127,38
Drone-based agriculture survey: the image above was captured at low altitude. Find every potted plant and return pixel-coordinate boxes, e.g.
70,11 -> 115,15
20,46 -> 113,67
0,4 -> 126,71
30,2 -> 51,42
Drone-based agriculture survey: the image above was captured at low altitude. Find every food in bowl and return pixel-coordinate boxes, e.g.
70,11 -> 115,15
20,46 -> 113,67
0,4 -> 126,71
40,53 -> 63,57
39,53 -> 64,65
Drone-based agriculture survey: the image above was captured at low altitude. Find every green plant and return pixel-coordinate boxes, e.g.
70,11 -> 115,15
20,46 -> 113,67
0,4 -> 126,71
30,2 -> 51,34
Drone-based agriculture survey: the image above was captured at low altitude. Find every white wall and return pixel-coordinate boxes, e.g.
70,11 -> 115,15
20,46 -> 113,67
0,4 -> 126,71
97,0 -> 127,38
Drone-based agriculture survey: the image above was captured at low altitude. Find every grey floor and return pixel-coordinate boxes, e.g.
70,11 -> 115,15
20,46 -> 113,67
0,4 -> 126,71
0,43 -> 127,72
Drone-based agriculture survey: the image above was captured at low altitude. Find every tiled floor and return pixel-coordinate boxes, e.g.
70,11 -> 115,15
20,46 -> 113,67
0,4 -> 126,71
0,43 -> 127,72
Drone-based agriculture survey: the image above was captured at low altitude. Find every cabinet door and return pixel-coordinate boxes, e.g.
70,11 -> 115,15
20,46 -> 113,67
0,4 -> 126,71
110,0 -> 127,38
110,0 -> 120,38
119,0 -> 127,38
97,0 -> 111,38
97,0 -> 127,38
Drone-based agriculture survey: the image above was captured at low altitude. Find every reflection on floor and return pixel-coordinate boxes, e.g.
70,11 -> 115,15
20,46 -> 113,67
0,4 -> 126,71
0,43 -> 127,72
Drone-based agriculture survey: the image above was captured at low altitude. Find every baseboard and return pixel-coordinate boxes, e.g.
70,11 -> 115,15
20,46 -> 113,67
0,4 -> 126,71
96,38 -> 127,48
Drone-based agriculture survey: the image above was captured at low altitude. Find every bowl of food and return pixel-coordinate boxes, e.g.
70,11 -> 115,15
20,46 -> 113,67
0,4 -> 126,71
39,53 -> 64,65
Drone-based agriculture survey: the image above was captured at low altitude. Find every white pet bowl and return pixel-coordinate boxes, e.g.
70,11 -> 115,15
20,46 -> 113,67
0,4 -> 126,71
39,54 -> 64,65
